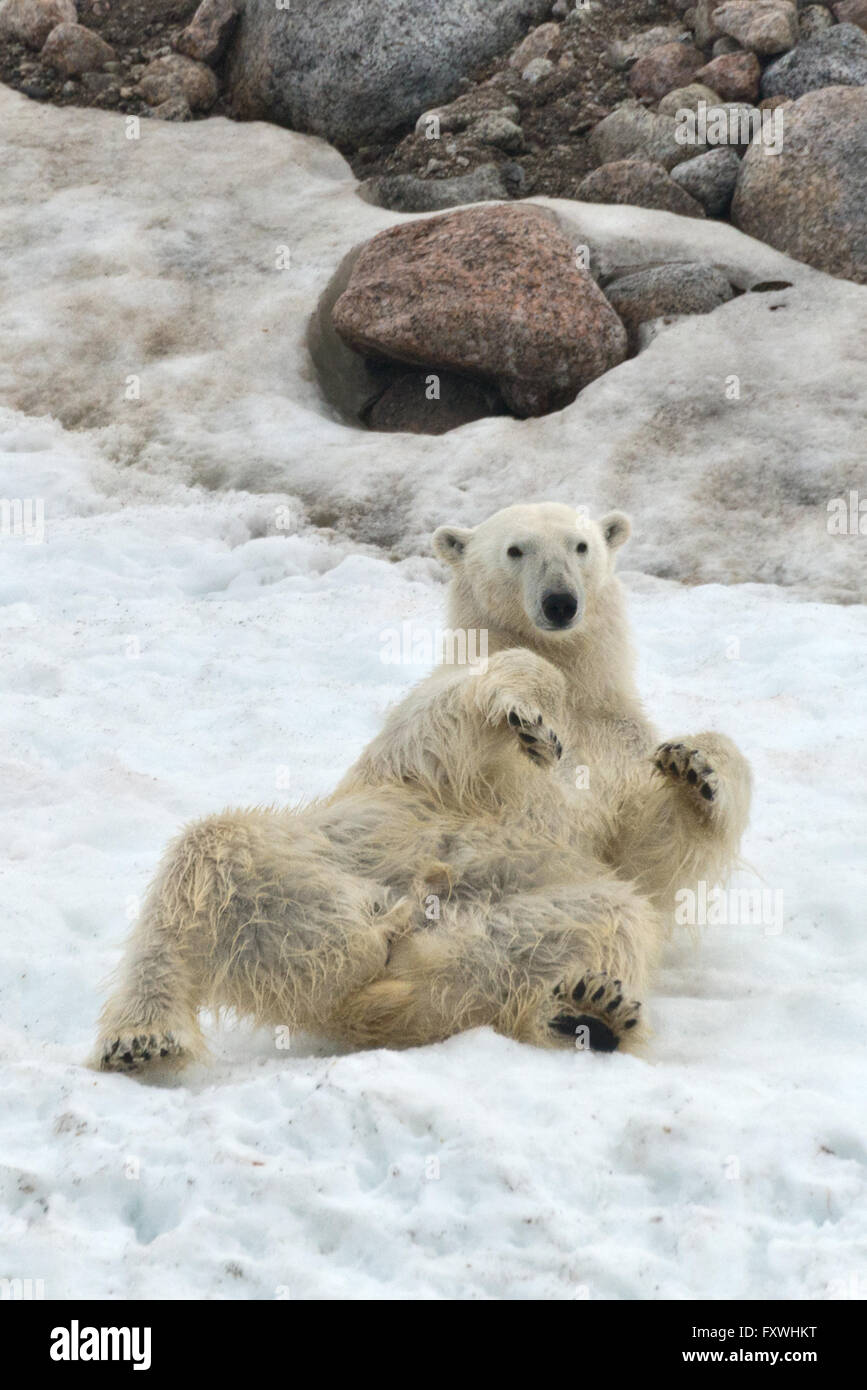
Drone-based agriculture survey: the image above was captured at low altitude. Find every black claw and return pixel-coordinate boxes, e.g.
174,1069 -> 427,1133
668,762 -> 679,776
700,783 -> 715,800
508,711 -> 520,727
121,1051 -> 133,1064
572,979 -> 586,1001
687,769 -> 698,784
623,1017 -> 638,1029
607,996 -> 622,1012
592,985 -> 606,1002
517,730 -> 536,744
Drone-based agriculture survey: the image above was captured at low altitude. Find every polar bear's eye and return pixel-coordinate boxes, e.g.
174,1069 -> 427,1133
576,542 -> 588,554
507,546 -> 523,558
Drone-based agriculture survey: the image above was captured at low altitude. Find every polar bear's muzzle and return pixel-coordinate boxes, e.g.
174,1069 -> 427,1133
538,588 -> 581,631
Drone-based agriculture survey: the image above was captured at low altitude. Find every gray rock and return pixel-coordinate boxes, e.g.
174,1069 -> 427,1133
604,262 -> 735,351
467,113 -> 524,152
658,82 -> 722,115
761,24 -> 867,97
174,0 -> 239,66
712,36 -> 743,55
522,56 -> 555,83
589,101 -> 703,170
226,0 -> 552,144
362,368 -> 506,434
415,90 -> 520,135
605,24 -> 687,71
732,83 -> 867,282
798,4 -> 836,36
670,146 -> 742,215
577,159 -> 706,218
711,0 -> 799,54
358,164 -> 515,212
694,0 -> 724,47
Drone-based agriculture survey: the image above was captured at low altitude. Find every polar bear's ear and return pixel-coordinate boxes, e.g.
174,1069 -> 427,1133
432,525 -> 474,566
599,511 -> 632,551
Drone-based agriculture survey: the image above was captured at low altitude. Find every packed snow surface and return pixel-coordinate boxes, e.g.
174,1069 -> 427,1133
1,406 -> 865,1300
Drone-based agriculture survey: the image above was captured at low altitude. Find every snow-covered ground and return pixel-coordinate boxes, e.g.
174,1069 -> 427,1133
1,407 -> 866,1300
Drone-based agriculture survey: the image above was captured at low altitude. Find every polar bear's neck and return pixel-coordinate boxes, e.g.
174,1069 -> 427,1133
447,576 -> 642,715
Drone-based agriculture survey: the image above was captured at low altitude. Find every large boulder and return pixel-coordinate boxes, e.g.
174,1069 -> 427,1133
331,205 -> 628,417
732,85 -> 867,283
226,0 -> 552,144
761,22 -> 867,97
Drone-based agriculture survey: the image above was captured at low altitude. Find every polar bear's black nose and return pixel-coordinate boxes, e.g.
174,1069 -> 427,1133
541,591 -> 578,627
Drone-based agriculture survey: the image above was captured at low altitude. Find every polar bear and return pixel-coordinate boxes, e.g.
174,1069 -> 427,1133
92,503 -> 751,1073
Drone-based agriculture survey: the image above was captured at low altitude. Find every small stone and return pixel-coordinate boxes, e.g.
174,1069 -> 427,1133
522,56 -> 555,83
694,0 -> 724,47
174,0 -> 239,65
41,22 -> 117,75
628,42 -> 705,101
358,164 -> 516,212
590,100 -> 702,170
606,25 -> 687,71
831,0 -> 867,29
712,36 -> 743,55
711,0 -> 800,54
798,4 -> 836,37
149,93 -> 193,120
578,158 -> 707,217
137,52 -> 218,111
670,146 -> 742,215
0,0 -> 75,49
415,91 -> 520,135
509,21 -> 560,68
695,50 -> 761,101
658,82 -> 722,115
467,113 -> 524,151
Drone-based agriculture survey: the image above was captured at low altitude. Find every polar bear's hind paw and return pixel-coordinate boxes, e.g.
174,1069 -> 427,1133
98,1031 -> 188,1073
507,709 -> 563,768
548,971 -> 641,1052
655,742 -> 718,803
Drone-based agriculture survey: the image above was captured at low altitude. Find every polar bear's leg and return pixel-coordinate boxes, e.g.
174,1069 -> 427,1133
617,732 -> 752,911
331,879 -> 660,1053
341,648 -> 568,801
92,809 -> 403,1074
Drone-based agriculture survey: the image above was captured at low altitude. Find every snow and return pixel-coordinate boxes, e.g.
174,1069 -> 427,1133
1,85 -> 866,1302
1,403 -> 866,1300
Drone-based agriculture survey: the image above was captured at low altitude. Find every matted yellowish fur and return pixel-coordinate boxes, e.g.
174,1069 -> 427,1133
92,504 -> 751,1073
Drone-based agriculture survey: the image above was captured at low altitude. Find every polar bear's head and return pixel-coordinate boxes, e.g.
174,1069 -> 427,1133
433,502 -> 631,639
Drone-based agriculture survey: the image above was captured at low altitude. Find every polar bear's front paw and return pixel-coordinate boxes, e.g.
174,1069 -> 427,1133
654,742 -> 718,804
506,708 -> 563,769
548,971 -> 642,1052
97,1031 -> 189,1073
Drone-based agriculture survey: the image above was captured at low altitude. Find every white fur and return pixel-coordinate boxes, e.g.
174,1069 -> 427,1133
92,504 -> 751,1072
